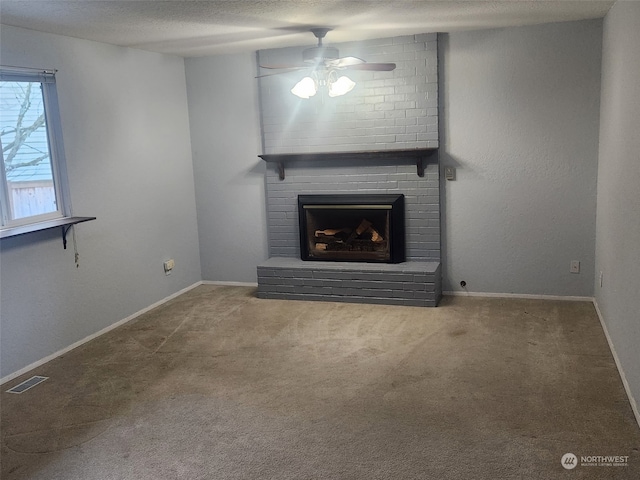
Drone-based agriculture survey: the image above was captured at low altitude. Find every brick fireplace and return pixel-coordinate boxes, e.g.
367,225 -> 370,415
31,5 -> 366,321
256,150 -> 441,306
255,33 -> 441,306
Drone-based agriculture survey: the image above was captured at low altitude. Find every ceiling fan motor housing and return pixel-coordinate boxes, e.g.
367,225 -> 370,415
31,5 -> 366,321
303,46 -> 339,64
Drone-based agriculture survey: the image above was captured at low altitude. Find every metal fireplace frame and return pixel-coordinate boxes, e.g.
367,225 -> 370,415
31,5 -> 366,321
298,194 -> 405,263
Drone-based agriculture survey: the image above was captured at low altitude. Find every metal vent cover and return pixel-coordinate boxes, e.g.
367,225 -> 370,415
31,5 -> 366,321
6,375 -> 49,394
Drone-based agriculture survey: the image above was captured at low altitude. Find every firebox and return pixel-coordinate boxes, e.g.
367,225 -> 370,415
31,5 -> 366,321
298,194 -> 405,263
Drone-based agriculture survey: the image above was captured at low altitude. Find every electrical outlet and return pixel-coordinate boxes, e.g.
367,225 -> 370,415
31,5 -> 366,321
570,260 -> 580,274
164,259 -> 175,275
444,166 -> 456,181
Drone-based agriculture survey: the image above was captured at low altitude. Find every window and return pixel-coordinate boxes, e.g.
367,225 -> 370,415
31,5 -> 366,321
0,68 -> 71,229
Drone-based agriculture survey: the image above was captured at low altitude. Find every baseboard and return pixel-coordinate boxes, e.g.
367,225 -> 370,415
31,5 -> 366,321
592,299 -> 640,429
0,281 -> 203,386
443,291 -> 593,302
201,280 -> 258,287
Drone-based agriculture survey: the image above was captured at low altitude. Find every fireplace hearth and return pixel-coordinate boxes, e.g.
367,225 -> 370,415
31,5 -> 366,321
298,194 -> 405,263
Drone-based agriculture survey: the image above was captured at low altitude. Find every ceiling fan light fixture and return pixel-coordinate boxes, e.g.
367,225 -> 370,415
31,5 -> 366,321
261,28 -> 395,99
291,76 -> 317,99
328,75 -> 356,97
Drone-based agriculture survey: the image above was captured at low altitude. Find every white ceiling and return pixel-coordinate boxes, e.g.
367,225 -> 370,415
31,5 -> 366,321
0,1 -> 614,57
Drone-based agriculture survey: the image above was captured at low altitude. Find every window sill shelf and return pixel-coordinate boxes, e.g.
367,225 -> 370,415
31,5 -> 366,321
0,216 -> 96,248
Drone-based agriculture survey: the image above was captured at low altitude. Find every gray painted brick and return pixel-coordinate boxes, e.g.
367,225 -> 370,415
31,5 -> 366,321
383,111 -> 406,120
257,258 -> 441,307
257,35 -> 442,306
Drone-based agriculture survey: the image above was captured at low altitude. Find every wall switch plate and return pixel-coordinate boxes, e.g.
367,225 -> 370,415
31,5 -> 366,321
599,271 -> 603,287
164,259 -> 175,275
570,260 -> 580,274
444,166 -> 456,181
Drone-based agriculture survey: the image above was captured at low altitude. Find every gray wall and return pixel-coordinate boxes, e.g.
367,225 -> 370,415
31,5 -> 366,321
184,21 -> 605,296
0,26 -> 202,378
595,1 -> 640,419
258,34 -> 438,154
184,54 -> 267,283
440,20 -> 602,296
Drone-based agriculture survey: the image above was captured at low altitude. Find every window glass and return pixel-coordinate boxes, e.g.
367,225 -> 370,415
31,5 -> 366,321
0,69 -> 69,228
1,81 -> 57,220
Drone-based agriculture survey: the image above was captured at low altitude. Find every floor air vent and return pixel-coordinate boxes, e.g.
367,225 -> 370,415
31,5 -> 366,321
6,376 -> 49,394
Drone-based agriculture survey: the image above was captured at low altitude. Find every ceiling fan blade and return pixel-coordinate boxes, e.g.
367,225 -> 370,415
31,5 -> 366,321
327,56 -> 366,68
258,64 -> 306,70
344,62 -> 397,72
258,30 -> 397,79
255,69 -> 306,79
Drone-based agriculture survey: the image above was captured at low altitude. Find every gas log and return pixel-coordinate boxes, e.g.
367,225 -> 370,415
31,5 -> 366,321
313,218 -> 385,252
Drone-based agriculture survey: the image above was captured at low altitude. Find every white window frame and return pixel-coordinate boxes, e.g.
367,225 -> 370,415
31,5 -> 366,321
0,68 -> 72,229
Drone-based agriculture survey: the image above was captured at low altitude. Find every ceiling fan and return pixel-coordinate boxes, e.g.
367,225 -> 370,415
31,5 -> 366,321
259,28 -> 397,73
258,28 -> 396,98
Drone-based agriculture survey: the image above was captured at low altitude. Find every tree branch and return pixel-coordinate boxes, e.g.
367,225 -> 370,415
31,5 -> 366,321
4,153 -> 49,173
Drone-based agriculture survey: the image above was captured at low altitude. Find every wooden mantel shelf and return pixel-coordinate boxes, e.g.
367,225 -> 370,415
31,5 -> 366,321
259,148 -> 438,180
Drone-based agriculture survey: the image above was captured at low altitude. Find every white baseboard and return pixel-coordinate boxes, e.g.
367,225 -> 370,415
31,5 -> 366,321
1,281 -> 203,386
443,291 -> 593,302
592,299 -> 640,429
201,280 -> 258,287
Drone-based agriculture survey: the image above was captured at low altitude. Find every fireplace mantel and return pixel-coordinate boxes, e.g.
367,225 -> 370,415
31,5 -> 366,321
259,148 -> 438,180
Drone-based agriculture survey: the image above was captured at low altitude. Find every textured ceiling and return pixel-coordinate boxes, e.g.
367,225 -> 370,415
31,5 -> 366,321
0,1 -> 614,57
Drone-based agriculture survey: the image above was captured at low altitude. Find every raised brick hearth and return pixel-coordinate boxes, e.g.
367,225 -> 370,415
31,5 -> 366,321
257,257 -> 441,307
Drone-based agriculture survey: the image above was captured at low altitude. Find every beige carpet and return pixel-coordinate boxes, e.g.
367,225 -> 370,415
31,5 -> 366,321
2,285 -> 639,479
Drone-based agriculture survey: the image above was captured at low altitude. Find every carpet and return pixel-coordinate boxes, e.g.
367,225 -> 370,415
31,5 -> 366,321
2,285 -> 639,479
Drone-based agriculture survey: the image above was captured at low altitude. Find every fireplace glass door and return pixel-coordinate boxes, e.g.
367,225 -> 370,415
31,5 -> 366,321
298,194 -> 405,263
